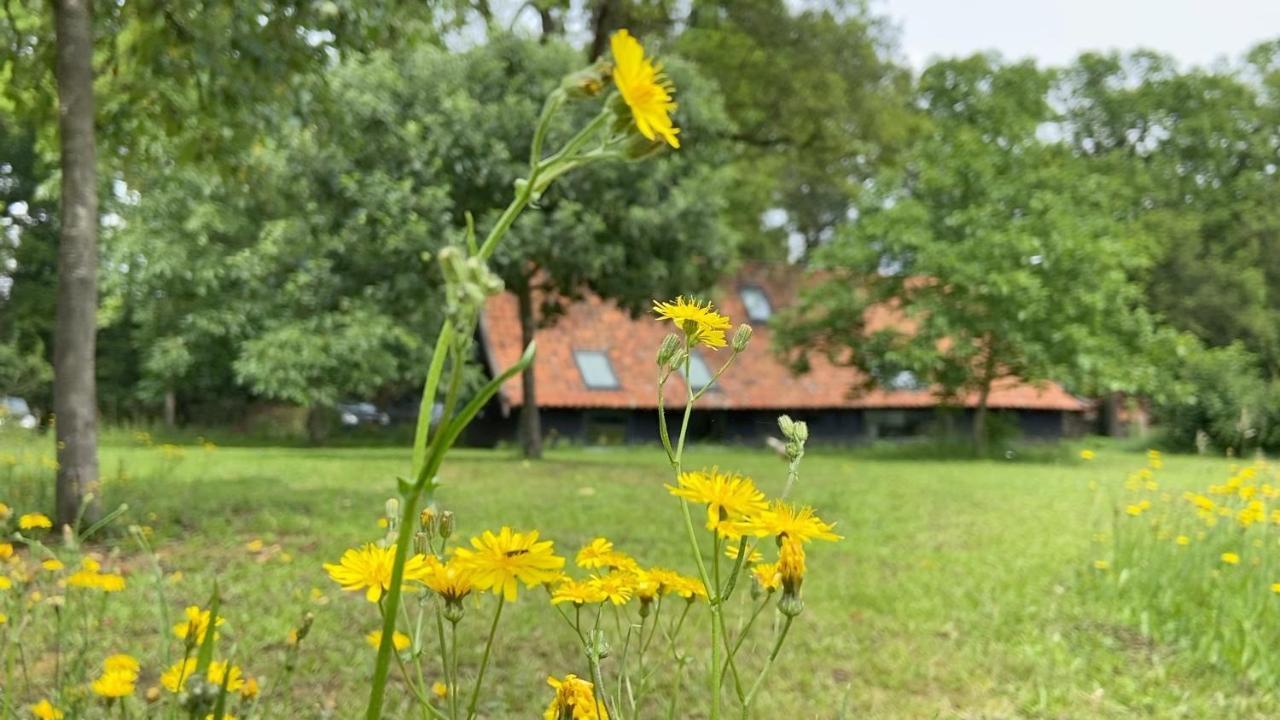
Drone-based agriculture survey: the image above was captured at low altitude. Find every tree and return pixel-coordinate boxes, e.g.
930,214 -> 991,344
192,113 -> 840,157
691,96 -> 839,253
51,0 -> 100,526
777,55 -> 1156,451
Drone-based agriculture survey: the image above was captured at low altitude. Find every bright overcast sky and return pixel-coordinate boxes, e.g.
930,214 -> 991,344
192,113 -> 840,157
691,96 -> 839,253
875,0 -> 1280,69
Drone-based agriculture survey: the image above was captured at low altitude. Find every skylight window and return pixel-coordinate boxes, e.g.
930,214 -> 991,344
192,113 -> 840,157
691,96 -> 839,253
739,285 -> 773,322
685,352 -> 716,392
573,350 -> 620,390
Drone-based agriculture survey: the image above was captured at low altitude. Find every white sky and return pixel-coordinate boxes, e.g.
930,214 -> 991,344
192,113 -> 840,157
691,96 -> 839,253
876,0 -> 1280,69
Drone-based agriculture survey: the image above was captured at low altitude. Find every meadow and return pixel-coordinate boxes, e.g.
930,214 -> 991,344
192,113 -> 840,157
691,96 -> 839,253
4,431 -> 1280,719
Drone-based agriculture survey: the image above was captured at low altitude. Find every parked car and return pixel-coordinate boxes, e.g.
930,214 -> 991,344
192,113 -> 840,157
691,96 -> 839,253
0,396 -> 39,430
336,402 -> 390,427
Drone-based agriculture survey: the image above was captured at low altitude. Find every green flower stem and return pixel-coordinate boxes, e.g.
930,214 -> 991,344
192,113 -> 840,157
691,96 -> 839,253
431,606 -> 450,717
742,614 -> 795,715
449,619 -> 461,720
465,595 -> 505,720
722,595 -> 772,679
721,537 -> 751,603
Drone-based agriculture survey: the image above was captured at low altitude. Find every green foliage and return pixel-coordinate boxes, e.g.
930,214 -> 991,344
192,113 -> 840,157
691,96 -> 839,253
778,55 -> 1155,424
1150,341 -> 1272,454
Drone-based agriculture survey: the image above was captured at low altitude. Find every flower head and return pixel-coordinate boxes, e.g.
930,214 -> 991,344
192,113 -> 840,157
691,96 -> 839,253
1080,449 -> 1096,461
551,579 -> 608,606
778,536 -> 805,594
668,468 -> 768,534
104,654 -> 140,675
422,557 -> 475,603
161,659 -> 198,693
588,572 -> 635,605
653,297 -> 730,349
1222,552 -> 1240,566
545,673 -> 608,720
732,501 -> 842,543
752,562 -> 781,592
31,700 -> 63,720
19,513 -> 52,530
367,630 -> 411,652
91,668 -> 137,698
610,29 -> 679,149
576,538 -> 617,569
323,543 -> 435,603
172,605 -> 224,643
453,527 -> 565,602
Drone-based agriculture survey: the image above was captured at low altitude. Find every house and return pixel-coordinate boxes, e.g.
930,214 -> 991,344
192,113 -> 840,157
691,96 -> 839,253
473,265 -> 1089,445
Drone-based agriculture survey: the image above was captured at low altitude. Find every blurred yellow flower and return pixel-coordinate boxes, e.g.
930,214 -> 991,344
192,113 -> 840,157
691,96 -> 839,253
172,605 -> 224,643
0,542 -> 11,559
104,654 -> 140,675
752,562 -> 781,592
1093,560 -> 1110,571
433,681 -> 448,699
723,542 -> 763,563
19,513 -> 52,530
545,673 -> 607,720
1080,449 -> 1096,461
610,29 -> 679,149
0,576 -> 11,591
1222,552 -> 1240,566
589,572 -> 634,605
453,527 -> 565,602
41,559 -> 64,571
208,660 -> 246,693
1176,535 -> 1191,546
91,668 -> 137,698
653,297 -> 730,349
161,659 -> 198,692
367,629 -> 411,652
323,543 -> 435,603
31,700 -> 63,719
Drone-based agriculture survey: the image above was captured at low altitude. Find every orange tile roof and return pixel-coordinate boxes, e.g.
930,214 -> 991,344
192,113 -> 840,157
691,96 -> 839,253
480,265 -> 1089,413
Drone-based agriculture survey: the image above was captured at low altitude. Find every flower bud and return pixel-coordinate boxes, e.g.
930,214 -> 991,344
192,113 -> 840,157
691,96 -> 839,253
778,592 -> 805,618
657,333 -> 681,368
731,324 -> 753,353
414,531 -> 429,556
438,510 -> 455,540
561,61 -> 609,99
420,507 -> 436,531
589,629 -> 610,660
443,599 -> 465,624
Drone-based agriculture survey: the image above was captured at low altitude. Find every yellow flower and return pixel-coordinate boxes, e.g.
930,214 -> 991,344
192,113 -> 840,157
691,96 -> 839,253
588,572 -> 634,605
551,579 -> 608,606
1175,535 -> 1191,546
422,557 -> 475,603
0,542 -> 12,559
751,562 -> 781,592
104,654 -> 140,675
433,681 -> 449,699
323,543 -> 435,603
207,660 -> 245,693
632,569 -> 661,601
0,575 -> 12,590
668,468 -> 768,534
1092,560 -> 1110,570
31,700 -> 63,720
452,527 -> 565,602
1080,449 -> 1096,460
0,612 -> 6,623
653,297 -> 730,349
1222,552 -> 1240,566
544,673 -> 608,720
19,513 -> 52,530
240,676 -> 260,700
91,668 -> 137,698
41,559 -> 64,571
723,543 -> 763,564
778,536 -> 805,593
172,605 -> 224,643
732,501 -> 842,543
664,574 -> 707,601
161,659 -> 197,692
366,629 -> 411,652
576,538 -> 617,569
610,29 -> 679,149
1271,582 -> 1280,594
245,538 -> 265,553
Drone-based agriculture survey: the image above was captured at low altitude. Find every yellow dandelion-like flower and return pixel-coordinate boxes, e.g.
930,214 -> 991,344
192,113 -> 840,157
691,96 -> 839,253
452,527 -> 565,602
588,572 -> 635,606
778,536 -> 805,593
576,538 -> 617,569
19,513 -> 52,530
31,700 -> 63,720
91,668 -> 137,698
732,501 -> 842,543
323,543 -> 435,603
160,659 -> 195,693
0,612 -> 7,623
551,579 -> 608,606
544,673 -> 608,720
207,660 -> 245,693
104,654 -> 140,675
665,574 -> 708,601
0,501 -> 9,518
422,557 -> 475,603
172,605 -> 224,643
752,562 -> 781,592
1271,582 -> 1280,594
240,676 -> 260,700
610,29 -> 679,149
1222,552 -> 1240,566
0,542 -> 12,559
433,681 -> 449,699
723,543 -> 763,564
41,559 -> 64,572
1080,449 -> 1096,461
366,630 -> 411,652
668,468 -> 768,533
1175,535 -> 1191,546
653,297 -> 730,349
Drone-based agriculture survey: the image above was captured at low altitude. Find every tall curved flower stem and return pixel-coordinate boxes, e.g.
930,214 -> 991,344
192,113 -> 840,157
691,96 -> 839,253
741,615 -> 795,717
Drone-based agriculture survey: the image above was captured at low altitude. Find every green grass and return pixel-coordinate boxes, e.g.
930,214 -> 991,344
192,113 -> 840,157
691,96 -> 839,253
4,433 -> 1280,718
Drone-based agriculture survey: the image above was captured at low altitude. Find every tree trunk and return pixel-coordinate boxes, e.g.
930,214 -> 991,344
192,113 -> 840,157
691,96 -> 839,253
1102,392 -> 1126,437
516,284 -> 543,459
972,379 -> 992,455
163,388 -> 177,428
53,0 -> 100,529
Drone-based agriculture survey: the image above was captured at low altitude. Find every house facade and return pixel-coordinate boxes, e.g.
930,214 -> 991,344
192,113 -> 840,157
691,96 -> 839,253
473,266 -> 1089,446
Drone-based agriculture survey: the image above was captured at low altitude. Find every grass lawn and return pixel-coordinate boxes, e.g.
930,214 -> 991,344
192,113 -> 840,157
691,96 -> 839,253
4,433 -> 1278,718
